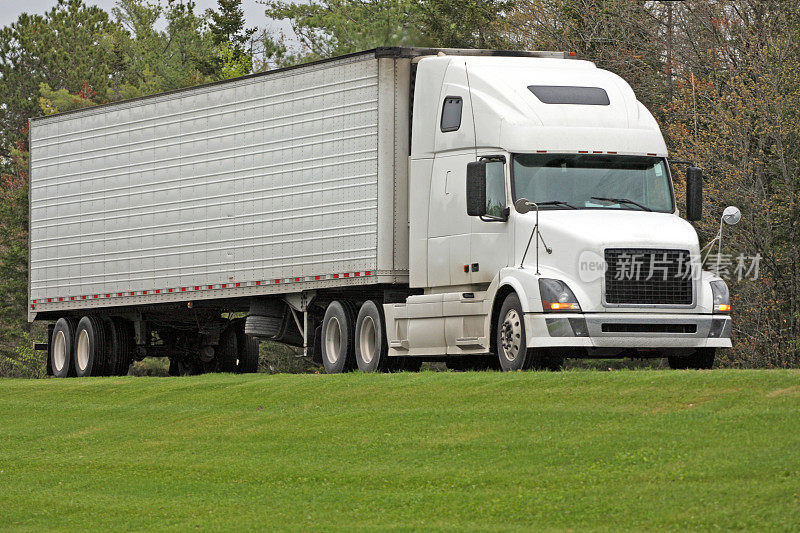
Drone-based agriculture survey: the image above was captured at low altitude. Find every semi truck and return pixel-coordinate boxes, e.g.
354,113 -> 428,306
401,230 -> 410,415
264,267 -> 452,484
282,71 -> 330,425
28,47 -> 733,377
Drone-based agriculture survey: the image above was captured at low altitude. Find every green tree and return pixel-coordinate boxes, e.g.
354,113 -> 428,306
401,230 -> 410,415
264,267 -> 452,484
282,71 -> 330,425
0,0 -> 118,160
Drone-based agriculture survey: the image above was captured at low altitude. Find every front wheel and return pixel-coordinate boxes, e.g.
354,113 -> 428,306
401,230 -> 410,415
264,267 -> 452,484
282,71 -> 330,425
496,293 -> 532,371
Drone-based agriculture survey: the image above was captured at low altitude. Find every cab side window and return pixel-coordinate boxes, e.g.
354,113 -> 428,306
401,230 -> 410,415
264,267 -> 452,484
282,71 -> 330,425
485,161 -> 506,217
440,96 -> 463,132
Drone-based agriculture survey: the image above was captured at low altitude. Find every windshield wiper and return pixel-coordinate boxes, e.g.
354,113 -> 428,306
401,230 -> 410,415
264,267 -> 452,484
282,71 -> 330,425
533,200 -> 577,209
590,196 -> 652,212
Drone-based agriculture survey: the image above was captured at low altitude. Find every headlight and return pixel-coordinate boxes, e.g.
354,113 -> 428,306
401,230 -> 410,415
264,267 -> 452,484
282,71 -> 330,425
538,279 -> 580,312
710,280 -> 730,313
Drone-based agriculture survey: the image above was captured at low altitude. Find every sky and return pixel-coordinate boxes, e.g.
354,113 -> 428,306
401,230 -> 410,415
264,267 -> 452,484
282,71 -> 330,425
0,0 -> 294,37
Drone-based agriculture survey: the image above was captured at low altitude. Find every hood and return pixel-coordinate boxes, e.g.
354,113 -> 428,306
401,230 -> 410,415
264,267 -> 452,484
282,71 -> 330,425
513,210 -> 700,312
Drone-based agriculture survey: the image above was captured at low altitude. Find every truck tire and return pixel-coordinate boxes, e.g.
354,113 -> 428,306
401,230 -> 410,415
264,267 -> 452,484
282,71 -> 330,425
50,317 -> 77,378
496,293 -> 534,371
234,320 -> 260,373
74,316 -> 108,377
105,317 -> 135,376
355,300 -> 388,373
668,348 -> 715,370
216,326 -> 239,373
245,315 -> 282,339
321,300 -> 355,374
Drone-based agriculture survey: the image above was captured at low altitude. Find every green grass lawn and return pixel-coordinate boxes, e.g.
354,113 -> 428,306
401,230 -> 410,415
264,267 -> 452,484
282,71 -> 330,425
1,370 -> 799,531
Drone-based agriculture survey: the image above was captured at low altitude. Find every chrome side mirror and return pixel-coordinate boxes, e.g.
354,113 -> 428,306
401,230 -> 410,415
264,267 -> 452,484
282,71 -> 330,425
514,198 -> 531,214
722,206 -> 741,226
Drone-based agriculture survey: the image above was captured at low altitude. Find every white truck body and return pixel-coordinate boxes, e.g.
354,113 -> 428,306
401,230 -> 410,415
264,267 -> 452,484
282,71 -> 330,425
29,52 -> 410,312
29,48 -> 731,375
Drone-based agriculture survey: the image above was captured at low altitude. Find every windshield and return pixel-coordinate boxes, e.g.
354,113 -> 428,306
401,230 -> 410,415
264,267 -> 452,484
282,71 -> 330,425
512,154 -> 674,212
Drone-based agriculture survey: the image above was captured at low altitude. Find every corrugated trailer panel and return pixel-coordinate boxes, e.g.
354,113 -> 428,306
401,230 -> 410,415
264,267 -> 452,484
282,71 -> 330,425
29,53 -> 408,316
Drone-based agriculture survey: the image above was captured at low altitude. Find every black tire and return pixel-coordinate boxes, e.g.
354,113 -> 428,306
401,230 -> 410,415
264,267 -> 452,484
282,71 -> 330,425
321,300 -> 356,374
245,315 -> 282,339
216,326 -> 239,373
354,300 -> 388,373
234,320 -> 260,373
105,317 -> 135,376
668,348 -> 716,370
73,315 -> 108,377
50,317 -> 78,378
496,293 -> 533,371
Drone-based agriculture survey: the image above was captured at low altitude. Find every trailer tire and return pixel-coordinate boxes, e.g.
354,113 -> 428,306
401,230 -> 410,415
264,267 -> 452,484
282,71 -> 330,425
234,320 -> 260,374
216,326 -> 239,373
51,317 -> 78,378
668,348 -> 715,370
321,300 -> 355,374
355,300 -> 388,373
74,316 -> 108,377
496,293 -> 533,371
245,315 -> 282,339
105,317 -> 135,376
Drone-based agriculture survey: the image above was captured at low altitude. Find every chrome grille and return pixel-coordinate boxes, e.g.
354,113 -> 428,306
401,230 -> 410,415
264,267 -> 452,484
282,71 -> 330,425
604,248 -> 693,305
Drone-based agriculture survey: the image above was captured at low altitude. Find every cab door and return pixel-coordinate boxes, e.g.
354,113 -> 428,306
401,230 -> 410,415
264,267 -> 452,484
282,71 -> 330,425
470,157 -> 512,284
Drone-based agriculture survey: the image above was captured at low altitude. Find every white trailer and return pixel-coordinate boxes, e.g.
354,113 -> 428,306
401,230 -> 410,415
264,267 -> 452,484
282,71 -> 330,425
29,47 -> 733,376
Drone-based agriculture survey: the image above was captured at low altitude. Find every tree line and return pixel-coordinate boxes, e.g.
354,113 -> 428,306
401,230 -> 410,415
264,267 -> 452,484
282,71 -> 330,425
1,0 -> 798,375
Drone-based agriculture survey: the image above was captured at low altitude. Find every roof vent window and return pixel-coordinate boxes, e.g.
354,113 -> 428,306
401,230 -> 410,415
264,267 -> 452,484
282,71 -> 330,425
528,85 -> 610,106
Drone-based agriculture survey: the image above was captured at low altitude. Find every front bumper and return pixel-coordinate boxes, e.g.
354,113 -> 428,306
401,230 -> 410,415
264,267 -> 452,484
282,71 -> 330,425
524,312 -> 732,349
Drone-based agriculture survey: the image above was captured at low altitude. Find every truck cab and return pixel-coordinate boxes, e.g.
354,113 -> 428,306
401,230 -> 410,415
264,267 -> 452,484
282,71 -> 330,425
384,54 -> 731,370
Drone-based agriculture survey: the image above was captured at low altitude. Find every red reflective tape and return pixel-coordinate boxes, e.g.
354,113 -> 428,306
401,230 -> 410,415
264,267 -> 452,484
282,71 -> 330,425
30,304 -> 35,309
647,153 -> 657,156
294,277 -> 300,282
207,285 -> 213,289
32,300 -> 37,304
344,273 -> 350,278
105,294 -> 110,298
333,274 -> 339,279
155,290 -> 160,294
256,281 -> 261,286
536,150 -> 547,153
593,151 -> 602,154
48,298 -> 53,303
118,293 -> 123,297
194,286 -> 200,291
607,151 -> 618,154
181,287 -> 187,292
59,298 -> 64,302
365,271 -> 372,276
142,291 -> 148,295
130,292 -> 135,296
235,283 -> 241,287
70,297 -> 75,301
94,295 -> 99,298
315,275 -> 321,280
168,288 -> 174,293
81,296 -> 87,300
578,150 -> 588,154
274,279 -> 280,284
354,272 -> 360,277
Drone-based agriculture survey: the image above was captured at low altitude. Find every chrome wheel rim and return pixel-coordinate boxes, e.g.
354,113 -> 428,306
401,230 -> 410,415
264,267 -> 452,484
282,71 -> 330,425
500,309 -> 522,362
325,317 -> 342,365
359,315 -> 376,364
76,329 -> 90,372
53,330 -> 67,372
